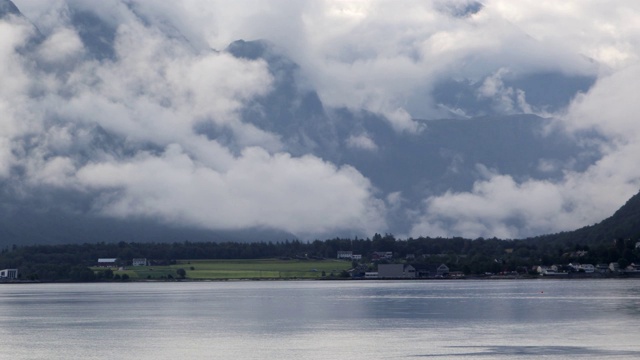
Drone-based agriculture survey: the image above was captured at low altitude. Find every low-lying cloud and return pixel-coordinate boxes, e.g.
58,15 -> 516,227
1,1 -> 386,238
4,0 -> 640,240
410,62 -> 640,239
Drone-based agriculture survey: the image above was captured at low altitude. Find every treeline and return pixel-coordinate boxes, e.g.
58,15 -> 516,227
1,233 -> 639,281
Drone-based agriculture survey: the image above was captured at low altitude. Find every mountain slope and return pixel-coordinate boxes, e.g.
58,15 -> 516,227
0,0 -> 20,18
0,2 -> 614,244
530,190 -> 640,245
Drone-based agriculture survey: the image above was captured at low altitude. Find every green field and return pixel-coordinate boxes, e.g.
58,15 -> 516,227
102,259 -> 352,280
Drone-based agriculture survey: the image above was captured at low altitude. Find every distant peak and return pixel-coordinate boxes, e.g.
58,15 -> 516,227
226,39 -> 273,60
0,0 -> 21,19
436,1 -> 483,18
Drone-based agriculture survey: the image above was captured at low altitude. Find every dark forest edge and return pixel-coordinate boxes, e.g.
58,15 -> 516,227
2,189 -> 640,282
0,233 -> 639,282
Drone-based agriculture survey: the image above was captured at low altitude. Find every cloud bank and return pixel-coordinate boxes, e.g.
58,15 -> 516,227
3,0 -> 640,240
1,0 -> 385,238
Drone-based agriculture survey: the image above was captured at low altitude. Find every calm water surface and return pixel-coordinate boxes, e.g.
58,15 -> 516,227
1,280 -> 639,359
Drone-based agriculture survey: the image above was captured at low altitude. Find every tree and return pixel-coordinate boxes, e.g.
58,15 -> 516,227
103,268 -> 114,280
70,266 -> 95,282
176,268 -> 186,279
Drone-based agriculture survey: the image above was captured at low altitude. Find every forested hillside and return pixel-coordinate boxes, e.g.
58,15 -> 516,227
530,190 -> 640,246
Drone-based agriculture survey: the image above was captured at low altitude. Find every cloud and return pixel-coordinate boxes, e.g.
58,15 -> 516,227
37,27 -> 83,63
73,145 -> 385,235
484,0 -> 640,70
1,0 -> 387,239
410,65 -> 640,239
0,16 -> 39,178
5,0 -> 640,240
346,133 -> 378,151
96,0 -> 597,129
400,1 -> 640,239
477,68 -> 534,114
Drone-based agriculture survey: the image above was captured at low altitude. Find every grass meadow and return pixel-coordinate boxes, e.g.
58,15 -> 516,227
103,259 -> 352,280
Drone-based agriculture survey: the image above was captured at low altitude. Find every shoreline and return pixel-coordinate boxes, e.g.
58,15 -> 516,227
3,273 -> 640,284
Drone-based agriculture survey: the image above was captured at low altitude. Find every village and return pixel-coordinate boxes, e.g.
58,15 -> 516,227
337,250 -> 640,279
4,249 -> 640,282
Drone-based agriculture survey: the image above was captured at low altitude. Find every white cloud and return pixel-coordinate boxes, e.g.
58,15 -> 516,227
410,64 -> 640,238
484,0 -> 640,70
1,1 -> 387,239
5,0 -> 640,240
398,1 -> 640,238
564,65 -> 640,139
0,17 -> 40,178
346,133 -> 378,151
92,0 -> 597,129
74,145 -> 385,235
37,27 -> 83,63
477,68 -> 534,114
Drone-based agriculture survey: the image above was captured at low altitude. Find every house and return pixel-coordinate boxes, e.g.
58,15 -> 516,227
97,258 -> 117,267
579,264 -> 595,273
0,269 -> 18,279
537,266 -> 560,276
412,263 -> 449,278
436,264 -> 450,276
371,251 -> 393,261
596,264 -> 610,273
132,258 -> 148,266
626,263 -> 640,272
351,254 -> 362,260
377,264 -> 415,278
365,272 -> 379,279
569,263 -> 595,273
609,262 -> 620,272
337,251 -> 353,259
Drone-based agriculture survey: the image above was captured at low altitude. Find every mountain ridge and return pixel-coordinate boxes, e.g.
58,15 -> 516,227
529,190 -> 640,245
0,1 -> 622,245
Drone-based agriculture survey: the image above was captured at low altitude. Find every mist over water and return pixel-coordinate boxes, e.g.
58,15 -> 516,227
1,280 -> 639,359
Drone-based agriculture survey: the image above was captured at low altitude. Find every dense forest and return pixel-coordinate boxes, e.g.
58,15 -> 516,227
0,233 -> 638,282
2,190 -> 640,282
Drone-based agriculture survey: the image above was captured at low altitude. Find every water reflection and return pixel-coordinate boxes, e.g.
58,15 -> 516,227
416,346 -> 640,357
1,280 -> 639,359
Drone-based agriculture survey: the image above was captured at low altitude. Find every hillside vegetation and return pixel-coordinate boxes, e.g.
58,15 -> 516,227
1,190 -> 640,282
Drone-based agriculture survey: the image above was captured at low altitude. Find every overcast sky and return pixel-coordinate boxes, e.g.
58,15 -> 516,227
3,0 -> 640,239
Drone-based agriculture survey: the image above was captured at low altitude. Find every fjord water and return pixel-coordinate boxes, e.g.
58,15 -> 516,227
1,280 -> 639,359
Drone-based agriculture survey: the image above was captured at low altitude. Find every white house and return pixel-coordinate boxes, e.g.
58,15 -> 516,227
132,258 -> 148,266
609,262 -> 620,272
337,251 -> 353,259
0,269 -> 18,279
579,264 -> 595,273
98,258 -> 117,267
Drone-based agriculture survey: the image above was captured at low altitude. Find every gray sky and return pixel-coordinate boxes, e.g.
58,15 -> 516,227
3,0 -> 640,239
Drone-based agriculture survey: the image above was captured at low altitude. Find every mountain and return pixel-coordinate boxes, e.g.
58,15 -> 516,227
530,190 -> 640,246
0,0 -> 20,18
0,1 -> 612,246
0,201 -> 294,246
228,39 -> 600,191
